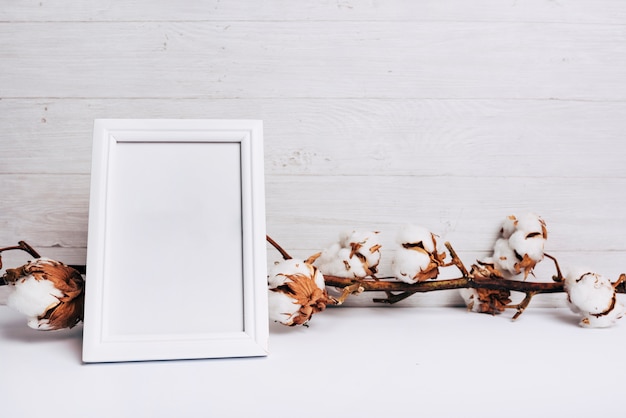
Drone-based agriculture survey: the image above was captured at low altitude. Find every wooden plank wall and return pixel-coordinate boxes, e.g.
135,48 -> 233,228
2,1 -> 625,307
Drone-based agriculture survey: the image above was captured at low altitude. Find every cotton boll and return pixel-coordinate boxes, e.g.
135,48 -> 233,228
392,247 -> 432,283
317,247 -> 367,278
314,230 -> 381,278
2,258 -> 84,330
345,230 -> 382,271
563,267 -> 625,328
491,213 -> 548,280
564,270 -> 614,315
267,258 -> 329,326
392,225 -> 445,282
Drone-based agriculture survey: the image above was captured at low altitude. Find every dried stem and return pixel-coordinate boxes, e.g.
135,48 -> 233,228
544,253 -> 563,282
508,291 -> 538,320
334,282 -> 365,305
444,241 -> 470,278
266,235 -> 292,260
0,241 -> 42,286
321,240 -> 577,319
0,241 -> 41,258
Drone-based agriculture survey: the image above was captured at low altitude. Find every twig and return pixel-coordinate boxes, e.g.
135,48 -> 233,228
508,291 -> 538,320
334,282 -> 365,305
445,241 -> 470,278
0,241 -> 41,258
544,253 -> 563,282
266,235 -> 292,260
0,241 -> 42,286
324,275 -> 470,294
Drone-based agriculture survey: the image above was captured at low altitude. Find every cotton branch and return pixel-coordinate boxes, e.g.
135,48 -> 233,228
266,235 -> 622,320
320,241 -> 571,320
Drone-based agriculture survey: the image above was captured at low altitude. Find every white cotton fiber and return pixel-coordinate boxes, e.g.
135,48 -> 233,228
314,230 -> 382,278
564,267 -> 625,328
459,288 -> 480,312
391,247 -> 431,283
318,247 -> 367,278
396,224 -> 436,252
492,238 -> 518,274
268,258 -> 325,289
500,215 -> 518,239
514,213 -> 546,236
268,290 -> 299,325
508,230 -> 545,261
564,270 -> 614,315
6,275 -> 62,319
578,304 -> 625,328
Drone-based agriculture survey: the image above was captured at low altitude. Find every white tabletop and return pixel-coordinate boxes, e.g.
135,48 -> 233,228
1,304 -> 623,418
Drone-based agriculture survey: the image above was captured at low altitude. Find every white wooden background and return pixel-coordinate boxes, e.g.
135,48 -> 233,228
2,1 -> 626,307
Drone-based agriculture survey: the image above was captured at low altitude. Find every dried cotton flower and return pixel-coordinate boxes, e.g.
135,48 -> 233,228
564,267 -> 625,328
314,230 -> 382,278
392,225 -> 446,283
492,213 -> 547,279
2,258 -> 84,330
460,259 -> 511,314
268,259 -> 331,326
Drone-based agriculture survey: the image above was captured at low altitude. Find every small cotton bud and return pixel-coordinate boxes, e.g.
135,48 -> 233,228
2,258 -> 84,330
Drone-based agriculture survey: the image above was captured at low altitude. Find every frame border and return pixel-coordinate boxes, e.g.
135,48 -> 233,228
82,119 -> 268,362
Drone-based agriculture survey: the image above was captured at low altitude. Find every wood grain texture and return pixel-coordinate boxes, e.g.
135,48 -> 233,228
3,172 -> 625,253
2,21 -> 625,99
2,0 -> 626,23
2,98 -> 626,177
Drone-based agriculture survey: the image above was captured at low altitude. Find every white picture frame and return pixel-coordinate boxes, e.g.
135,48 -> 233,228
82,119 -> 268,362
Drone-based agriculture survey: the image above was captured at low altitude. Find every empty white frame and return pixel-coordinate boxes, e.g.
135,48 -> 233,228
83,119 -> 268,362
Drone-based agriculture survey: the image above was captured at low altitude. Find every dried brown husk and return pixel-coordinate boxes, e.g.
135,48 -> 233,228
469,261 -> 511,314
514,253 -> 538,279
473,288 -> 512,314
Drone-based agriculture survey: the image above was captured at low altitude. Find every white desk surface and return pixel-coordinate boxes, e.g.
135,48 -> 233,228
1,304 -> 623,418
